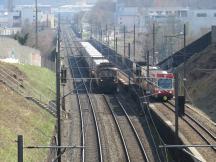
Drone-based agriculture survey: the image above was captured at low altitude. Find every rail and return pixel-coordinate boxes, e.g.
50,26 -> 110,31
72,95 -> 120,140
65,30 -> 103,162
114,95 -> 150,162
163,101 -> 216,152
63,30 -> 85,162
102,95 -> 131,162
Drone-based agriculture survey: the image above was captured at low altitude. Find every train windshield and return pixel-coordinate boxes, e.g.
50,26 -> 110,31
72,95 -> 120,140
99,70 -> 116,77
158,79 -> 173,89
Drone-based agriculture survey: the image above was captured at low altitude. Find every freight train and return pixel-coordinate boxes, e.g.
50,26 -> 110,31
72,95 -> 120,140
133,63 -> 174,101
80,42 -> 118,93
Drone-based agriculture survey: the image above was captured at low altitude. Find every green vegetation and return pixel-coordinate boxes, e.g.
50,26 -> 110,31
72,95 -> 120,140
16,64 -> 56,103
14,33 -> 29,45
0,63 -> 56,161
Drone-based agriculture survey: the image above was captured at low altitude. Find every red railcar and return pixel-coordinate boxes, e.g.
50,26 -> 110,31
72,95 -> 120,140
134,65 -> 174,101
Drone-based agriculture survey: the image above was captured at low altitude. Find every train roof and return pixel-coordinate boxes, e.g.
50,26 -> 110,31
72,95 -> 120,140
141,65 -> 174,78
81,42 -> 104,58
93,59 -> 109,65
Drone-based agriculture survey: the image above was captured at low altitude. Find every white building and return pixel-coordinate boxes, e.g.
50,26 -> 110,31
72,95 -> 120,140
115,6 -> 140,31
15,5 -> 52,27
0,27 -> 21,36
0,11 -> 21,28
115,5 -> 216,36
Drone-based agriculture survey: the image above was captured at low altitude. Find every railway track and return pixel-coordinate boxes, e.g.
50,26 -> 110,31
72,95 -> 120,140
152,101 -> 216,161
104,95 -> 150,162
168,101 -> 216,137
91,94 -> 129,161
165,101 -> 216,152
63,26 -> 165,162
64,31 -> 103,162
63,30 -> 84,162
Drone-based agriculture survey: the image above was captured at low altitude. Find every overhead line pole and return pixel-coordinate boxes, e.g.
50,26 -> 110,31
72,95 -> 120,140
114,26 -> 116,50
147,51 -> 150,99
128,43 -> 131,85
106,24 -> 108,44
153,23 -> 155,65
183,24 -> 186,100
115,37 -> 118,53
18,135 -> 23,162
175,72 -> 179,145
124,25 -> 126,57
134,24 -> 136,62
56,13 -> 61,162
35,0 -> 38,48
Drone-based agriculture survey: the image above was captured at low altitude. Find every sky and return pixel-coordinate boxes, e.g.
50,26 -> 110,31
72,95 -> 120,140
0,0 -> 95,6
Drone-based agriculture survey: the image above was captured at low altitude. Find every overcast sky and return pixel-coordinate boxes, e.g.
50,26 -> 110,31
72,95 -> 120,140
0,0 -> 97,6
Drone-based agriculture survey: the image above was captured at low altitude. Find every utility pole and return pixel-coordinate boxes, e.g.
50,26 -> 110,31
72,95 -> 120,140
90,24 -> 92,39
175,72 -> 179,144
124,25 -> 126,57
106,24 -> 108,44
35,0 -> 38,48
146,51 -> 150,106
17,135 -> 23,162
100,27 -> 102,42
133,24 -> 136,62
115,37 -> 118,63
56,13 -> 61,162
114,26 -> 116,50
128,43 -> 131,85
115,37 -> 118,53
152,23 -> 155,65
183,24 -> 186,100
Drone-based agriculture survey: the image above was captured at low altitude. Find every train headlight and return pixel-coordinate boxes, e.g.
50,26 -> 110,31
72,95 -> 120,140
158,91 -> 161,93
100,79 -> 103,82
163,96 -> 168,101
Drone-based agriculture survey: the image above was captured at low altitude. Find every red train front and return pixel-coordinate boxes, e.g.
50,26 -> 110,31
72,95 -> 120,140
150,70 -> 174,100
133,64 -> 174,101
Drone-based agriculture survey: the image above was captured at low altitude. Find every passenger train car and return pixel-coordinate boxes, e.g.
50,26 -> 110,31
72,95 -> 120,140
80,42 -> 118,93
133,64 -> 174,101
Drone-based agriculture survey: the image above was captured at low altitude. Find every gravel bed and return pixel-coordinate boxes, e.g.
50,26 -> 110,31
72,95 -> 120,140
92,94 -> 127,162
106,95 -> 146,162
117,92 -> 165,162
153,102 -> 216,162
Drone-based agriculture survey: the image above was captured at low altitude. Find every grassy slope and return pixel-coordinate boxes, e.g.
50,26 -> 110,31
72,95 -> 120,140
0,63 -> 56,161
178,44 -> 216,122
16,64 -> 56,103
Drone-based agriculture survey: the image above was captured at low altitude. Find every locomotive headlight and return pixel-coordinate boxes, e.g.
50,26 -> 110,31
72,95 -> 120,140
158,91 -> 161,93
163,96 -> 168,101
100,79 -> 103,82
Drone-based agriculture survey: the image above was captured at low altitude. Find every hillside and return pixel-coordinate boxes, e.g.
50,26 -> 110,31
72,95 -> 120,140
0,62 -> 56,161
181,44 -> 216,122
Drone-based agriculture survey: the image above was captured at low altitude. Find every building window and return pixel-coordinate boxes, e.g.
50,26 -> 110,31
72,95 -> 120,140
180,11 -> 188,17
214,13 -> 216,17
197,13 -> 207,17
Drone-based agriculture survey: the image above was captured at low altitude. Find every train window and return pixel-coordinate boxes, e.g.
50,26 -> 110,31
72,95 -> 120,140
99,70 -> 115,77
158,79 -> 173,89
